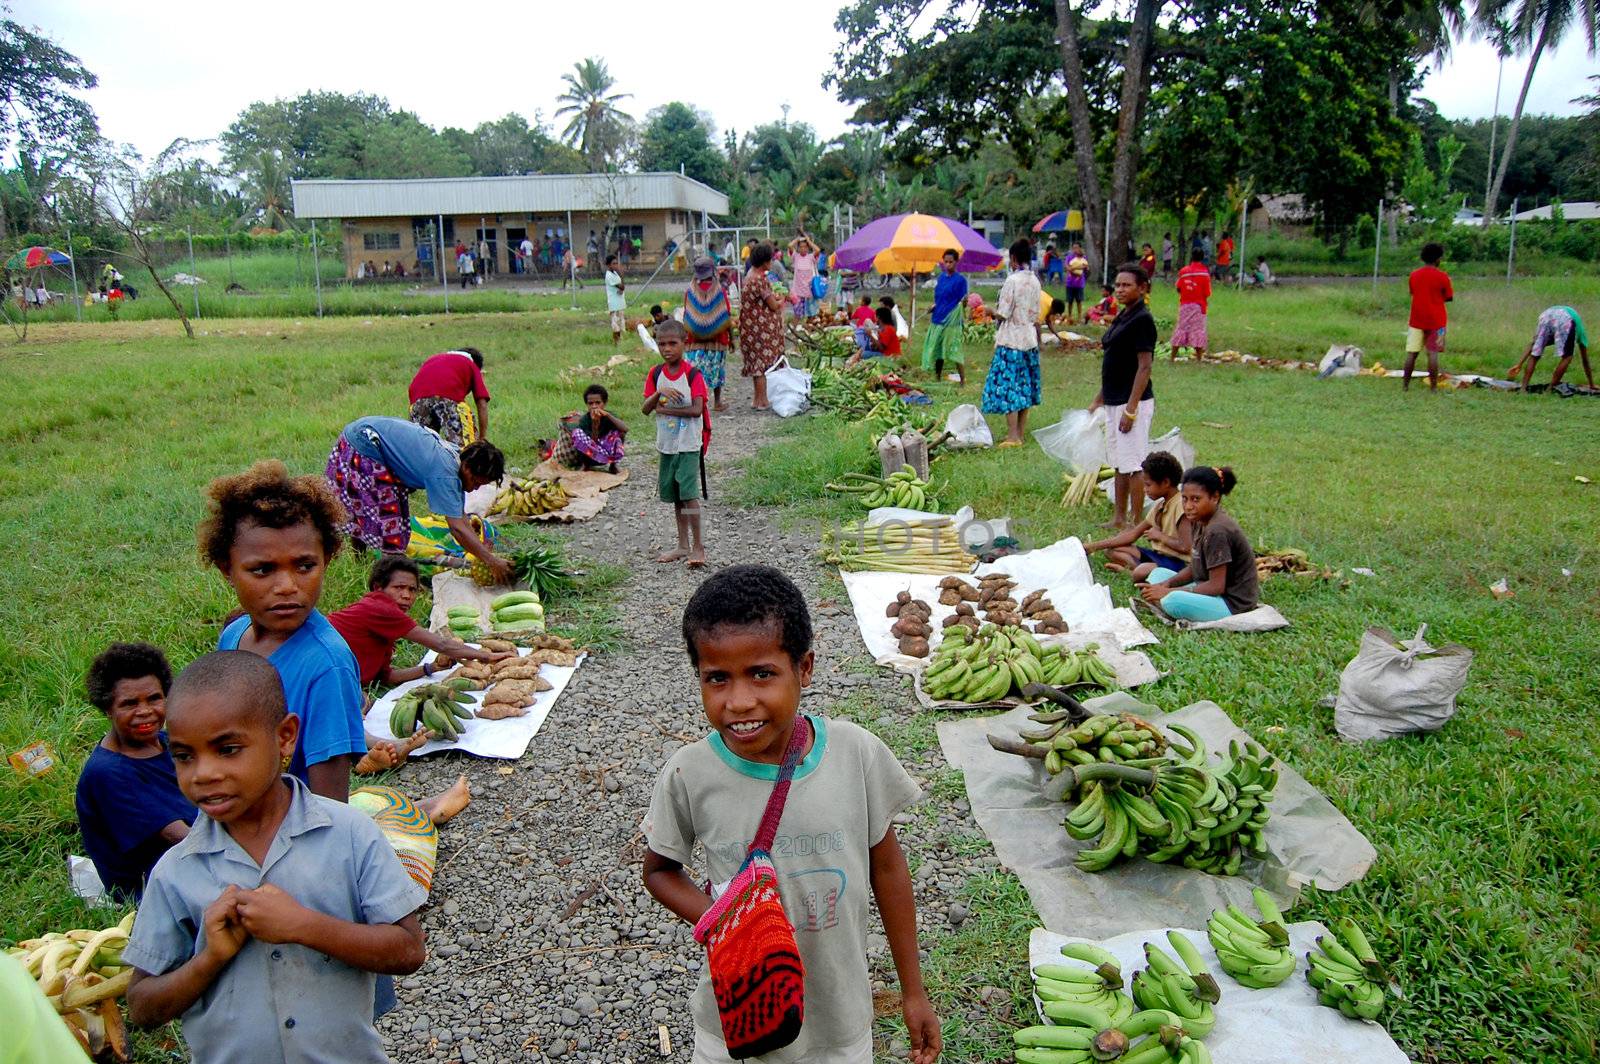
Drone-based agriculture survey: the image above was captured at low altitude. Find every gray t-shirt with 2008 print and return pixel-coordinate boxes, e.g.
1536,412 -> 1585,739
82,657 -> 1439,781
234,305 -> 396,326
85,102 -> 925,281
642,715 -> 922,1062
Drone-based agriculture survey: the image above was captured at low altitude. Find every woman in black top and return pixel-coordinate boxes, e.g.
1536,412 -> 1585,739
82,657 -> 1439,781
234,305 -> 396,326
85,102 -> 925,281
1089,263 -> 1157,528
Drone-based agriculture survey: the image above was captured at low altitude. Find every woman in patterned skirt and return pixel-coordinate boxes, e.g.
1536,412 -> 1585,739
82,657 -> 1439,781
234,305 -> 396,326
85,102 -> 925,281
739,242 -> 786,410
982,238 -> 1044,447
683,256 -> 732,412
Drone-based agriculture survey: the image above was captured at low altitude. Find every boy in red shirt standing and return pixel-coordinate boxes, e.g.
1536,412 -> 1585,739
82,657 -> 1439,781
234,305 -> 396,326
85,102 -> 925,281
1171,250 -> 1212,361
1405,242 -> 1453,392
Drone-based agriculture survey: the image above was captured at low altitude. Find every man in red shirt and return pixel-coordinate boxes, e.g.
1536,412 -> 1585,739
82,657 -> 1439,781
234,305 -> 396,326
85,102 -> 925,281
1215,235 -> 1234,280
408,347 -> 492,445
1171,250 -> 1213,361
1405,242 -> 1453,391
329,556 -> 511,689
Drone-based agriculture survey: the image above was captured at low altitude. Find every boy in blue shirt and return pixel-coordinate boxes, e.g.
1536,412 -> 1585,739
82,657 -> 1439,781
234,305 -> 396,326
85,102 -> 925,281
124,651 -> 426,1063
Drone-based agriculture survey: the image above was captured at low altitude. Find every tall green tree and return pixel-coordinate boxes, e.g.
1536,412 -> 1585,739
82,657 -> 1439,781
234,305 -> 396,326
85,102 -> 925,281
221,92 -> 393,179
1477,0 -> 1598,219
443,112 -> 585,176
240,150 -> 292,231
554,58 -> 633,169
635,103 -> 725,185
0,14 -> 98,156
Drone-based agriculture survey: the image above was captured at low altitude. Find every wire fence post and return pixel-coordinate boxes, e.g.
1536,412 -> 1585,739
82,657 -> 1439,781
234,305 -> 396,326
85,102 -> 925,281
1102,202 -> 1112,286
1236,199 -> 1247,291
1371,199 -> 1383,294
439,214 -> 449,314
1506,198 -> 1517,284
310,219 -> 323,318
187,226 -> 201,319
66,221 -> 82,321
226,233 -> 234,287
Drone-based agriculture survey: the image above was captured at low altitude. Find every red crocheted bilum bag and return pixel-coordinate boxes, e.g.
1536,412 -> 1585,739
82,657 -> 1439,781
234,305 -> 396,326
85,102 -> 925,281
691,717 -> 809,1058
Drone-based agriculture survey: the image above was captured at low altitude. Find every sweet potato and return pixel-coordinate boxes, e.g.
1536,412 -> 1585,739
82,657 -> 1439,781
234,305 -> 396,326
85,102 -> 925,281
957,584 -> 980,601
939,576 -> 966,590
898,635 -> 930,657
1024,597 -> 1055,617
939,588 -> 963,606
985,597 -> 1019,613
942,614 -> 967,628
1022,589 -> 1044,608
493,663 -> 546,682
479,638 -> 516,653
1032,610 -> 1064,625
955,602 -> 975,617
528,649 -> 579,667
477,702 -> 529,720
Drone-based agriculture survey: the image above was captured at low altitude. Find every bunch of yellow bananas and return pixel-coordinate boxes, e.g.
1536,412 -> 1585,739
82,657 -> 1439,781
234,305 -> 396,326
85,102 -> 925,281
489,478 -> 569,518
6,910 -> 137,1056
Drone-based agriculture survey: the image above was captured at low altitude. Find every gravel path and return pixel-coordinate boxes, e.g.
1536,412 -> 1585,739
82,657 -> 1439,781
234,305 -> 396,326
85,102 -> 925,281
383,374 -> 1001,1063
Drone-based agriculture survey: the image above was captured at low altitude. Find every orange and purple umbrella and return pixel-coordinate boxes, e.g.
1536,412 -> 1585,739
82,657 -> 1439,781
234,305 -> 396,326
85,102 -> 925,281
5,246 -> 72,270
834,213 -> 1003,275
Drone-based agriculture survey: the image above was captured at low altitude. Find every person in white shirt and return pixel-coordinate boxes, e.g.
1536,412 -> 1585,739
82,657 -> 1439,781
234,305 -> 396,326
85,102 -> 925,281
605,255 -> 626,345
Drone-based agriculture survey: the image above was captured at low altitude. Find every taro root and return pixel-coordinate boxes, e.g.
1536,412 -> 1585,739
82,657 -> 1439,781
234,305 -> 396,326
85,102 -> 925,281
955,602 -> 975,617
939,576 -> 966,590
899,635 -> 931,657
897,590 -> 912,604
942,614 -> 967,628
1032,610 -> 1064,625
891,618 -> 932,639
1022,589 -> 1044,608
939,588 -> 963,606
986,597 -> 1019,613
887,600 -> 903,617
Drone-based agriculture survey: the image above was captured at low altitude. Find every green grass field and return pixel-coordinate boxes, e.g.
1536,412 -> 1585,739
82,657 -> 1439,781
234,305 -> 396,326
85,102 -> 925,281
1,279 -> 1596,1062
738,285 -> 1600,1062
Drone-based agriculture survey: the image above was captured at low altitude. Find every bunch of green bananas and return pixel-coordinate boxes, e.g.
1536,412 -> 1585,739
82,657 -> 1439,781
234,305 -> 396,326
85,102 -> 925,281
1062,466 -> 1116,507
825,468 -> 937,511
1025,712 -> 1167,777
1208,890 -> 1296,989
1131,933 -> 1222,1039
1154,729 -> 1276,875
1038,644 -> 1120,689
1033,945 -> 1134,1029
922,622 -> 1051,702
390,679 -> 475,741
809,366 -> 877,414
1306,918 -> 1388,1021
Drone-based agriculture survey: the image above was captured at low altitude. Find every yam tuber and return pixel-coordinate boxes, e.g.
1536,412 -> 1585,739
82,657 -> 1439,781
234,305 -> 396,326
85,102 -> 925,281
938,588 -> 963,606
898,635 -> 930,657
477,702 -> 528,720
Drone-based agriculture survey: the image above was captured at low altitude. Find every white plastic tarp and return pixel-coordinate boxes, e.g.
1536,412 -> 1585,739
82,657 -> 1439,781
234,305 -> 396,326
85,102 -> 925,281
841,536 -> 1159,672
935,694 -> 1376,936
363,646 -> 585,761
1028,926 -> 1408,1063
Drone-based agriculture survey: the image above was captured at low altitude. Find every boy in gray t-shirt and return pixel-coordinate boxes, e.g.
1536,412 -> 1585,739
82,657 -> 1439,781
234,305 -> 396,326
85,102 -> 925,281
642,565 -> 941,1064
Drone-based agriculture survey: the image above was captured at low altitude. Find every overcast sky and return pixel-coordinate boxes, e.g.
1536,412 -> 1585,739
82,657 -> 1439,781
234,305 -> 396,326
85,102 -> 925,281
18,0 -> 1596,164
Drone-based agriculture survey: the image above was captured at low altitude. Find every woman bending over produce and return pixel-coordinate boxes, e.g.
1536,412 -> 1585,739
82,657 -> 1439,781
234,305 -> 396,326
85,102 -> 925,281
330,555 -> 513,689
1137,466 -> 1259,623
325,416 -> 513,584
1083,451 -> 1192,577
75,642 -> 197,901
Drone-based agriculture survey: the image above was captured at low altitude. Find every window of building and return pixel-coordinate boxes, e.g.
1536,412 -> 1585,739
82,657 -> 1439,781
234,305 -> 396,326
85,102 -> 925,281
362,231 -> 402,251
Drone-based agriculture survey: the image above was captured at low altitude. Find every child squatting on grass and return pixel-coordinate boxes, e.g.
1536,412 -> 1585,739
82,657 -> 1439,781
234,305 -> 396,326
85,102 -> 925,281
1137,466 -> 1260,623
124,650 -> 427,1062
1083,451 -> 1193,578
643,319 -> 709,569
641,565 -> 941,1064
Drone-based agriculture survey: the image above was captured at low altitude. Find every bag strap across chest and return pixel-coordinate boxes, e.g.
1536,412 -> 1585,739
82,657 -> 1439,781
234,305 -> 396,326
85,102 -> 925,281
748,717 -> 812,856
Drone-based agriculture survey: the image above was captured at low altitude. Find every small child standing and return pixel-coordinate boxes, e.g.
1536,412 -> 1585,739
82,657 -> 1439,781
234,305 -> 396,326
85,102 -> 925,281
605,254 -> 626,345
1404,242 -> 1453,392
642,319 -> 709,569
124,651 -> 426,1062
642,565 -> 941,1064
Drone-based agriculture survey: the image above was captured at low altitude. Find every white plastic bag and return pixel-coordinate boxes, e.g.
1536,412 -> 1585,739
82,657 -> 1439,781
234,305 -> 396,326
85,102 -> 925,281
944,404 -> 993,449
1148,426 -> 1196,470
1333,625 -> 1472,741
766,358 -> 811,417
1318,345 -> 1362,378
1033,407 -> 1108,473
636,322 -> 659,354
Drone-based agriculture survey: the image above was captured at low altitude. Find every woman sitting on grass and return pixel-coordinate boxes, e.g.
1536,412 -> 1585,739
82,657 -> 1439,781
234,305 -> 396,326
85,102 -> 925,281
329,555 -> 513,691
1083,451 -> 1193,577
1137,465 -> 1259,623
75,642 -> 197,901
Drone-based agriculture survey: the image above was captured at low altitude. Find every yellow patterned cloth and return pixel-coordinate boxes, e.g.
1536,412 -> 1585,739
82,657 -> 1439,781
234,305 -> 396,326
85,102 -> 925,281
350,786 -> 437,892
456,400 -> 479,445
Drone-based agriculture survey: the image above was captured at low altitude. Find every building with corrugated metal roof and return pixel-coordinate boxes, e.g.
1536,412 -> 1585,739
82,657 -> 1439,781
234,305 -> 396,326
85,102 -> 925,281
290,172 -> 729,280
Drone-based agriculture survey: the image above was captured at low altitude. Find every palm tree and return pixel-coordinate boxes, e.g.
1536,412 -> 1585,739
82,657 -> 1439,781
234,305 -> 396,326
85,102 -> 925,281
241,150 -> 292,231
554,58 -> 634,170
1478,0 -> 1598,219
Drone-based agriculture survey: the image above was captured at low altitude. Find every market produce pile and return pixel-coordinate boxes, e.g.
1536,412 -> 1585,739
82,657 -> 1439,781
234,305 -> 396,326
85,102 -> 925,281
469,543 -> 577,601
921,625 -> 1119,702
443,635 -> 577,721
8,912 -> 137,1060
820,516 -> 976,574
991,712 -> 1278,876
445,590 -> 546,640
1305,919 -> 1390,1020
938,572 -> 1069,634
826,468 -> 940,511
388,679 -> 477,741
487,477 -> 570,518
